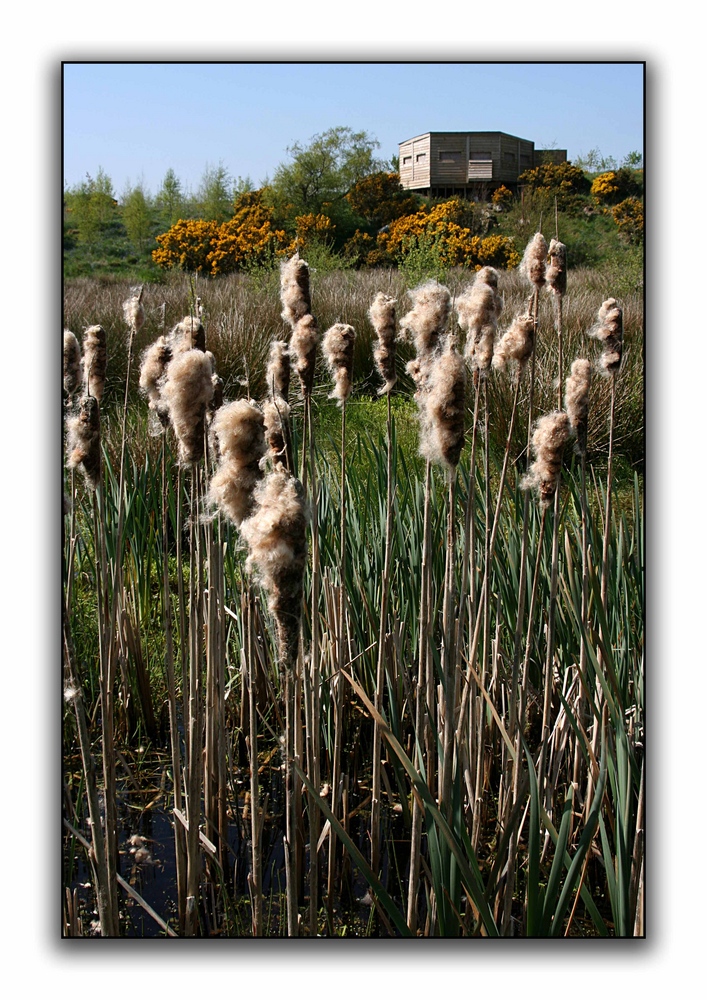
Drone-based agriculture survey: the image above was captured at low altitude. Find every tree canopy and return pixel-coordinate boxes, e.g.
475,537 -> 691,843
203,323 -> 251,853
270,127 -> 384,215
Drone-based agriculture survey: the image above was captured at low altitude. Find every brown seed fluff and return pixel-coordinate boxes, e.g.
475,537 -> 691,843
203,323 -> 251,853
280,253 -> 312,328
263,398 -> 291,467
322,322 -> 356,405
369,292 -> 397,394
82,325 -> 107,402
546,239 -> 568,297
239,468 -> 309,669
399,280 -> 451,357
590,298 -> 623,374
456,268 -> 503,373
139,336 -> 173,427
266,340 -> 291,402
170,315 -> 206,353
290,313 -> 319,399
64,330 -> 82,399
66,395 -> 101,489
492,312 -> 535,375
564,358 -> 592,454
160,348 -> 214,465
523,411 -> 571,507
122,287 -> 145,334
420,344 -> 467,469
208,400 -> 267,526
520,232 -> 549,291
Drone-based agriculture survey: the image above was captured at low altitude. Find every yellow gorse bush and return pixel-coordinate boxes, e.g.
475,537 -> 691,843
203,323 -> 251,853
152,219 -> 221,273
591,172 -> 620,204
611,197 -> 644,244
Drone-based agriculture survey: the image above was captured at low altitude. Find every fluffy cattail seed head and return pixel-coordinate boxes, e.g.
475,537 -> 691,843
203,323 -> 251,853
82,325 -> 107,402
520,232 -> 548,291
523,411 -> 571,506
263,398 -> 291,467
160,348 -> 214,464
456,269 -> 503,374
208,400 -> 267,526
492,312 -> 535,375
399,280 -> 451,358
564,359 -> 592,454
64,330 -> 82,400
66,395 -> 101,489
322,323 -> 356,405
170,315 -> 206,353
546,239 -> 567,297
290,313 -> 319,399
590,298 -> 623,374
280,253 -> 312,328
122,286 -> 145,334
266,340 -> 291,402
420,344 -> 467,469
139,336 -> 172,428
369,292 -> 397,394
239,468 -> 309,669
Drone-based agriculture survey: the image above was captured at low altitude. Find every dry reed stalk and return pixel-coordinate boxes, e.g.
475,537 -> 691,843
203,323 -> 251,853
160,433 -> 187,931
369,293 -> 397,880
239,468 -> 308,935
244,589 -> 263,935
305,394 -> 322,932
63,330 -> 82,401
82,325 -> 107,402
406,459 -> 432,934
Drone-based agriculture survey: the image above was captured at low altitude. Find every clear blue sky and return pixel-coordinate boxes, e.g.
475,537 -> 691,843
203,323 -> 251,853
64,61 -> 644,196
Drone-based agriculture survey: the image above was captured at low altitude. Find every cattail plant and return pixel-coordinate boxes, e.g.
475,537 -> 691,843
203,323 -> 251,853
322,321 -> 356,925
160,349 -> 215,465
369,292 -> 397,395
565,358 -> 592,456
524,411 -> 571,508
456,266 -> 502,376
280,252 -> 312,327
170,315 -> 206,353
591,297 -> 623,375
546,239 -> 567,298
290,314 -> 319,401
82,325 -> 107,402
139,336 -> 173,430
520,232 -> 548,298
64,330 -> 82,401
402,279 -> 452,931
266,340 -> 291,402
66,395 -> 101,490
239,468 -> 308,936
208,400 -> 266,527
122,286 -> 145,335
492,312 -> 535,377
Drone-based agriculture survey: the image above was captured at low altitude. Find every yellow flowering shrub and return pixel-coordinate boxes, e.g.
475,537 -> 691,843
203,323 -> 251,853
292,213 -> 335,250
611,197 -> 644,244
207,199 -> 288,274
591,172 -> 620,204
376,199 -> 519,269
152,219 -> 220,273
491,185 -> 513,207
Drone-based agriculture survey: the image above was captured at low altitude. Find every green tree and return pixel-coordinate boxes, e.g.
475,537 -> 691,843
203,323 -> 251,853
121,183 -> 154,252
197,162 -> 233,223
271,126 -> 384,216
155,168 -> 184,227
64,167 -> 118,245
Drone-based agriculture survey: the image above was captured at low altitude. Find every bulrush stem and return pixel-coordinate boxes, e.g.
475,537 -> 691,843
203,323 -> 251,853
586,373 -> 617,822
441,471 -> 457,819
371,392 -> 394,878
246,589 -> 263,935
502,504 -> 548,932
185,467 -> 203,936
327,399 -> 348,928
537,486 -> 562,805
162,436 -> 187,931
406,458 -> 432,933
306,394 -> 321,935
